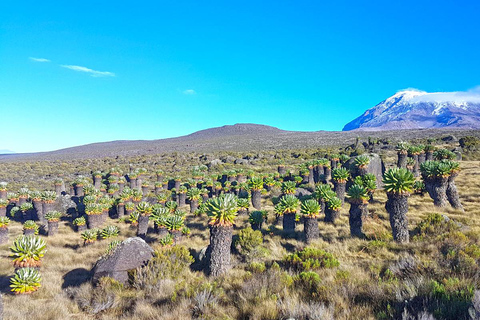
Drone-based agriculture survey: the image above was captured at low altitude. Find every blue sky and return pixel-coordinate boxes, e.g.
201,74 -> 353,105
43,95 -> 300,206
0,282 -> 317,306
1,1 -> 480,153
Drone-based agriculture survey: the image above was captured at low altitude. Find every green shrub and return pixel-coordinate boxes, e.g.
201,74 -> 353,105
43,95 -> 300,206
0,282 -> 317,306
133,245 -> 194,290
284,247 -> 339,271
296,271 -> 321,296
159,233 -> 174,247
235,227 -> 268,261
235,227 -> 263,254
459,136 -> 479,151
429,277 -> 474,319
413,213 -> 458,240
246,262 -> 266,273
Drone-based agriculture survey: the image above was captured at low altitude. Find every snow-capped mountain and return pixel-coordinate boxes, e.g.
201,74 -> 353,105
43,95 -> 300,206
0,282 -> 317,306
343,89 -> 480,131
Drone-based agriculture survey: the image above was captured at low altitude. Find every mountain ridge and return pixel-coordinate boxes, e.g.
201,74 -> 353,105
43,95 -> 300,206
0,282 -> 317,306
343,90 -> 480,131
1,123 -> 479,161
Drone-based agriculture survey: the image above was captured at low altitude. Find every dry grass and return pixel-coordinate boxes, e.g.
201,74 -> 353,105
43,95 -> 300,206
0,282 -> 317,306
0,155 -> 479,319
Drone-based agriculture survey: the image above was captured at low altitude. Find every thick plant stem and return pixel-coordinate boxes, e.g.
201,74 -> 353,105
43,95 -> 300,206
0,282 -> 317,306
251,190 -> 261,210
207,225 -> 233,277
137,215 -> 149,239
334,181 -> 346,205
304,216 -> 319,243
283,213 -> 296,235
397,153 -> 407,169
433,176 -> 449,207
446,172 -> 463,211
349,202 -> 368,238
386,193 -> 409,243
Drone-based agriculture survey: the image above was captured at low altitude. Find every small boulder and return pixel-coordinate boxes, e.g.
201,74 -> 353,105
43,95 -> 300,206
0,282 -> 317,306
54,194 -> 77,216
441,135 -> 458,142
91,237 -> 154,285
0,294 -> 3,320
234,158 -> 249,165
222,156 -> 236,164
208,159 -> 223,168
295,188 -> 312,198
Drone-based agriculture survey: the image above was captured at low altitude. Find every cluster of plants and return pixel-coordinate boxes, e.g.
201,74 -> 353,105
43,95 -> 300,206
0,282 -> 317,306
9,235 -> 46,294
0,136 -> 476,319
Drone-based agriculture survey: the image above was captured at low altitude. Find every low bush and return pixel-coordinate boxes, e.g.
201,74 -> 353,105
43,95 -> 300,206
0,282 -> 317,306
284,247 -> 339,271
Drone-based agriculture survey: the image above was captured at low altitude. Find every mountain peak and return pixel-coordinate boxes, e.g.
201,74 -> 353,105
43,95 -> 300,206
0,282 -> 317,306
343,90 -> 480,131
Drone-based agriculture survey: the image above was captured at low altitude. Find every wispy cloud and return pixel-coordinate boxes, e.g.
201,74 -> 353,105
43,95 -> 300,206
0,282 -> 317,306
29,57 -> 50,62
61,65 -> 115,77
183,89 -> 196,95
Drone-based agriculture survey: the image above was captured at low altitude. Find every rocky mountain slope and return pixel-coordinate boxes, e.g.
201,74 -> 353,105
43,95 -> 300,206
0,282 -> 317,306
343,90 -> 480,131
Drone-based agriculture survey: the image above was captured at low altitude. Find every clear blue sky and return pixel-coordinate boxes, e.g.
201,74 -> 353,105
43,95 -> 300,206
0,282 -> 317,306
1,1 -> 479,153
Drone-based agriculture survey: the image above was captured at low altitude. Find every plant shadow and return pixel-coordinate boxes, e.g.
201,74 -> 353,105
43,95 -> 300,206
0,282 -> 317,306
0,274 -> 12,295
62,268 -> 91,289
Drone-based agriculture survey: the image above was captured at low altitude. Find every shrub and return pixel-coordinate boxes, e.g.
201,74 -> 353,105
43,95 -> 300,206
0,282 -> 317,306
284,247 -> 339,271
413,213 -> 458,240
249,210 -> 267,225
296,271 -> 321,296
235,227 -> 263,255
429,277 -> 475,319
459,136 -> 479,151
246,262 -> 266,273
132,246 -> 194,291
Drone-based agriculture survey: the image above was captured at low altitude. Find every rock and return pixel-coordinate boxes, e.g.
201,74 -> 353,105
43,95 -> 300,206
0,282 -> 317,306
0,294 -> 3,320
190,246 -> 209,271
198,246 -> 208,263
54,194 -> 77,216
453,147 -> 462,160
222,156 -> 236,164
199,154 -> 213,161
441,135 -> 458,142
441,214 -> 465,230
295,188 -> 312,197
347,153 -> 385,187
91,237 -> 154,285
208,159 -> 222,168
234,158 -> 249,165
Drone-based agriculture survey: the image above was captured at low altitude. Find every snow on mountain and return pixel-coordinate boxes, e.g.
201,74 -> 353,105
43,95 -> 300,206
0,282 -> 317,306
343,89 -> 480,131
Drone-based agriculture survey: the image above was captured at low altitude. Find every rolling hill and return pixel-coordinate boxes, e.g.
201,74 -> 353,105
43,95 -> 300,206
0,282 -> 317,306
1,123 -> 479,161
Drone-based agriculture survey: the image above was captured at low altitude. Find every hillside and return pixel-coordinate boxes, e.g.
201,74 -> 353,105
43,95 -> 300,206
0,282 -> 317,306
1,123 -> 480,161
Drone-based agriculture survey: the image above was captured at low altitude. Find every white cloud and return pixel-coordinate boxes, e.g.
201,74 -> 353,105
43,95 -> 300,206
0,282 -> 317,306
61,65 -> 115,77
29,57 -> 50,62
183,89 -> 196,95
408,87 -> 480,103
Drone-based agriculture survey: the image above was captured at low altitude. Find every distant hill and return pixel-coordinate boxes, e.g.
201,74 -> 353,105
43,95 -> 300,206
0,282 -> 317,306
185,123 -> 284,139
343,90 -> 480,131
1,123 -> 479,161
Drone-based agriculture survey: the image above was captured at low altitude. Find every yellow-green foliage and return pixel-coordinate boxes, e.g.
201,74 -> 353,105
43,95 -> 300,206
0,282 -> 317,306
284,247 -> 339,271
414,213 -> 459,240
235,227 -> 263,254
